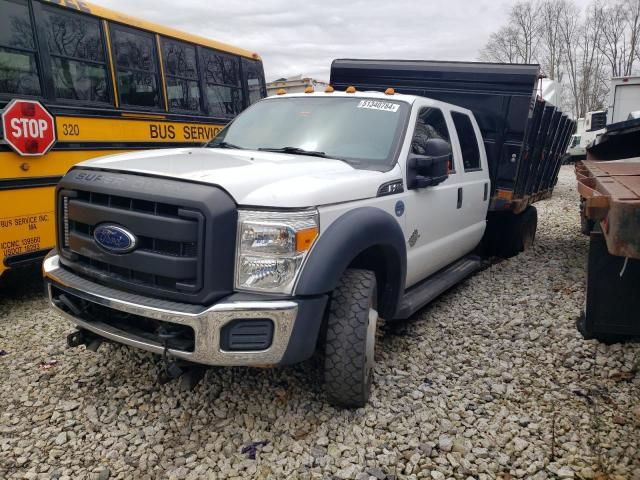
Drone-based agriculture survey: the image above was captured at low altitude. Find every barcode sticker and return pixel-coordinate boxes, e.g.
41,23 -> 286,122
357,100 -> 400,112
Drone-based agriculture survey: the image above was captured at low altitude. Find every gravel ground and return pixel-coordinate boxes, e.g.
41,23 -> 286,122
1,165 -> 639,480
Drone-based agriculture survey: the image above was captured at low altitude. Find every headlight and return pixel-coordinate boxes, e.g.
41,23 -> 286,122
235,210 -> 319,293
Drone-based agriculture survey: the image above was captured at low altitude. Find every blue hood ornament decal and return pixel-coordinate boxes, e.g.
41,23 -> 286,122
93,224 -> 137,253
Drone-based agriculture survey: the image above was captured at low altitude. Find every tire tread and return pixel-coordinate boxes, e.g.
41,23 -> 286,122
324,269 -> 377,407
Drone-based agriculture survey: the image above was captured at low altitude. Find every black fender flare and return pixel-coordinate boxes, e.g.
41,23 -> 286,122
295,207 -> 407,319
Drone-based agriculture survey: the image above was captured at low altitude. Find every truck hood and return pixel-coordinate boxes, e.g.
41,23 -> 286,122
78,148 -> 399,208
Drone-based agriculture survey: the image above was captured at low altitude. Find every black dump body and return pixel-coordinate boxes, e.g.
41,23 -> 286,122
330,59 -> 576,213
587,117 -> 640,161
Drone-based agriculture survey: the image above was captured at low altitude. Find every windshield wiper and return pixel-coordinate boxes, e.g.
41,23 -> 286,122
257,146 -> 331,158
210,141 -> 244,150
258,147 -> 360,165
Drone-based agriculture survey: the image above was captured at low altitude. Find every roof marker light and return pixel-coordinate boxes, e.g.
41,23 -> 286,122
385,88 -> 395,95
325,85 -> 334,93
276,88 -> 287,95
345,86 -> 356,93
304,86 -> 314,93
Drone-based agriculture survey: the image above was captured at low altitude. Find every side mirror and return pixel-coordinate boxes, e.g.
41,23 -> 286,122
407,138 -> 451,189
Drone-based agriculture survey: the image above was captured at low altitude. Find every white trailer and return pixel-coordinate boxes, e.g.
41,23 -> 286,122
608,76 -> 640,124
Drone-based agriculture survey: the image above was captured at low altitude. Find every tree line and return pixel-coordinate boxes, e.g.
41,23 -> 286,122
479,0 -> 640,118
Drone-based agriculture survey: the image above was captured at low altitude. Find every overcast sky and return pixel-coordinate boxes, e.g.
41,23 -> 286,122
98,0 -> 592,83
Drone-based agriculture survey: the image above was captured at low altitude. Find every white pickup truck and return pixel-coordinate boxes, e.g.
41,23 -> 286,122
45,61 -> 572,406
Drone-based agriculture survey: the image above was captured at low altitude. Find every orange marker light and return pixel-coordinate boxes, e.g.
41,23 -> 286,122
325,85 -> 334,93
296,227 -> 318,252
304,85 -> 314,93
385,88 -> 395,95
276,88 -> 287,95
345,86 -> 356,93
496,189 -> 513,201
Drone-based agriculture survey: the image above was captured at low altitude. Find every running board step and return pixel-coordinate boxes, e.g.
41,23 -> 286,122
394,255 -> 483,320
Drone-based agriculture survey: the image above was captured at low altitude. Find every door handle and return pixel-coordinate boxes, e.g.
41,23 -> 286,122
483,183 -> 488,201
457,187 -> 463,209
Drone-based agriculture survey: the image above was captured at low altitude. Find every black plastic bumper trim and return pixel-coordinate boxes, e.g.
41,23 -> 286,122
3,248 -> 50,268
0,176 -> 62,191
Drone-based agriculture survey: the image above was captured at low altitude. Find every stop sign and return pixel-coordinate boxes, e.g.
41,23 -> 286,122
2,99 -> 56,156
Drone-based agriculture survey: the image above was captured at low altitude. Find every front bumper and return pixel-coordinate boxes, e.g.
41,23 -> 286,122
44,251 -> 326,366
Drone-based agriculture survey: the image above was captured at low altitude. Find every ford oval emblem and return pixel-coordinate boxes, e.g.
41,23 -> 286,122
93,224 -> 137,253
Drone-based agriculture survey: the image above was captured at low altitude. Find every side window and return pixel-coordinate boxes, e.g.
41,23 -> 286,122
200,48 -> 241,117
242,57 -> 266,106
451,112 -> 481,171
161,38 -> 201,113
110,24 -> 161,108
0,0 -> 41,96
411,107 -> 453,172
42,6 -> 109,103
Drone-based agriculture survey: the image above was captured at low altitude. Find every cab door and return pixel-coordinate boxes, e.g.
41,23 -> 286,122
449,110 -> 490,253
402,102 -> 468,288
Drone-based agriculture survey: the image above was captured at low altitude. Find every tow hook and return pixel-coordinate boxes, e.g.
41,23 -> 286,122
157,328 -> 183,384
66,329 -> 102,351
156,327 -> 207,390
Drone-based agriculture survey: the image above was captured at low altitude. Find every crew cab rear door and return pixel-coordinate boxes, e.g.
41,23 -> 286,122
448,109 -> 490,250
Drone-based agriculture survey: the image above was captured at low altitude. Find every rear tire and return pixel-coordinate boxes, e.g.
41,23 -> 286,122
323,269 -> 378,408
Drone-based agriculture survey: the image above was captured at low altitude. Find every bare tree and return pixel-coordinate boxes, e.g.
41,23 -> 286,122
559,1 -> 581,116
479,0 -> 638,118
539,0 -> 569,80
480,1 -> 542,64
479,26 -> 521,63
599,1 -> 634,76
510,1 -> 543,63
624,0 -> 640,75
561,1 -> 608,117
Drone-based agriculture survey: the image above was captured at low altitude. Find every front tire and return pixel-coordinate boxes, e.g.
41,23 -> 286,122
323,269 -> 378,407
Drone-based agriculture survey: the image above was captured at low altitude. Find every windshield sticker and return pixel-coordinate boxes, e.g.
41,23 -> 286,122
357,100 -> 400,112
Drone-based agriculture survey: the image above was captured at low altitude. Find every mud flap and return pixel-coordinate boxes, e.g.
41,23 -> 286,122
480,206 -> 538,258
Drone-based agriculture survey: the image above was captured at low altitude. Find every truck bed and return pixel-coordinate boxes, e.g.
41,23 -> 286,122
576,159 -> 640,259
330,59 -> 575,213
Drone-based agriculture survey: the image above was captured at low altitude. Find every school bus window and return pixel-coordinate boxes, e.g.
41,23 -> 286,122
200,48 -> 241,117
42,6 -> 109,103
0,0 -> 41,96
161,38 -> 201,112
242,58 -> 266,106
110,24 -> 161,108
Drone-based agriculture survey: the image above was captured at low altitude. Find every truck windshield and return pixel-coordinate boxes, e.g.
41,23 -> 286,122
208,96 -> 410,170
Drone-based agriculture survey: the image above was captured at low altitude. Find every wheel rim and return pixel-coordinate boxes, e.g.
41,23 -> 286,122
364,306 -> 378,384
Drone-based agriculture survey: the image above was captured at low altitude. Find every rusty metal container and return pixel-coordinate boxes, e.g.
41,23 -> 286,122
576,119 -> 640,341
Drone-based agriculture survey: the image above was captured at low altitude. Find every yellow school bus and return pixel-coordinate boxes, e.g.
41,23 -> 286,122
0,0 -> 266,278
